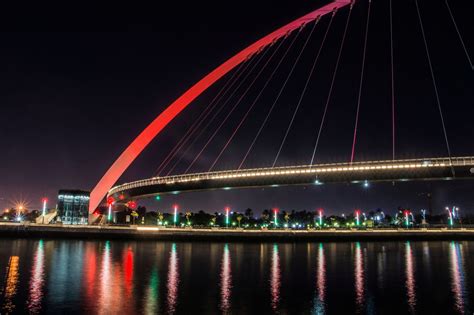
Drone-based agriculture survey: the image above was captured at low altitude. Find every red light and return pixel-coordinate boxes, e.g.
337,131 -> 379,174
355,210 -> 361,215
107,196 -> 115,206
318,208 -> 323,214
41,197 -> 48,203
119,194 -> 125,200
127,201 -> 137,210
273,208 -> 279,214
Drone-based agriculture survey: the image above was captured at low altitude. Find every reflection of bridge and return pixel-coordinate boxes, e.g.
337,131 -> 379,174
109,157 -> 474,202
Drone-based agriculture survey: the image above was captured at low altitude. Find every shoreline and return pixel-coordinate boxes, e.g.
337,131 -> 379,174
1,223 -> 474,242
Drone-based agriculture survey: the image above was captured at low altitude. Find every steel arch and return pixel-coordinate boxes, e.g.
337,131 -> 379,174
89,0 -> 352,212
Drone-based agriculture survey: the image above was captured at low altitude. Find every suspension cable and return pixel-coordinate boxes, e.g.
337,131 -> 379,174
272,17 -> 328,167
184,41 -> 275,174
445,0 -> 473,70
165,51 -> 264,175
207,31 -> 292,171
350,0 -> 372,164
310,5 -> 353,166
237,24 -> 311,170
415,0 -> 454,176
154,60 -> 247,176
390,0 -> 396,161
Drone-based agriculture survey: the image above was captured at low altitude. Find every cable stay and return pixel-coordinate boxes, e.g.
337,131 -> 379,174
165,50 -> 266,175
445,0 -> 473,70
310,4 -> 354,166
415,0 -> 455,177
237,17 -> 329,170
350,0 -> 372,164
390,0 -> 396,161
272,13 -> 336,168
184,35 -> 283,174
207,25 -> 299,172
160,53 -> 257,176
154,60 -> 248,176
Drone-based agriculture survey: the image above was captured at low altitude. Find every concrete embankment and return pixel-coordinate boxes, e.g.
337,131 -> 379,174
1,223 -> 474,242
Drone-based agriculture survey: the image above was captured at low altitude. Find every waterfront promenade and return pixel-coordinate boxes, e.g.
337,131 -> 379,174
1,223 -> 474,241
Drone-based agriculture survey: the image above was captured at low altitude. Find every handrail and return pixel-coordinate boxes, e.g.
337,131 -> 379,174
108,156 -> 474,196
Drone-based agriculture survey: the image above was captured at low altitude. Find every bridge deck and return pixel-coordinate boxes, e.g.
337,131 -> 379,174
108,157 -> 474,201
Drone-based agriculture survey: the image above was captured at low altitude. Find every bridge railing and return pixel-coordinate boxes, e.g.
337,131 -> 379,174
108,156 -> 474,196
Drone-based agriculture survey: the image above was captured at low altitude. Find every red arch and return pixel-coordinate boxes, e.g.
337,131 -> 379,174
89,0 -> 351,212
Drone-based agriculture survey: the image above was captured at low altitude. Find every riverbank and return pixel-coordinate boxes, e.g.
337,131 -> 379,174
1,222 -> 474,241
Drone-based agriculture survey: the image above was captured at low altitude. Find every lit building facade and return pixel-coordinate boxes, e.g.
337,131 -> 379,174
57,190 -> 90,225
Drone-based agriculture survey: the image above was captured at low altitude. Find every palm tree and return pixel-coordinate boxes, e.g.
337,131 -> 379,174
284,213 -> 290,227
237,214 -> 243,228
185,211 -> 192,225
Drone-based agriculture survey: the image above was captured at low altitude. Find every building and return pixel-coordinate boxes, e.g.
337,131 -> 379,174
57,190 -> 90,225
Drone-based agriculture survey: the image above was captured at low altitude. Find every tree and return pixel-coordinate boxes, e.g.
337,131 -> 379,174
237,214 -> 243,227
261,209 -> 271,223
245,208 -> 253,219
185,211 -> 192,225
284,212 -> 290,226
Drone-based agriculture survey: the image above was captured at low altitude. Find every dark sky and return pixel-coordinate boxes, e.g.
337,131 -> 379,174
0,0 -> 473,214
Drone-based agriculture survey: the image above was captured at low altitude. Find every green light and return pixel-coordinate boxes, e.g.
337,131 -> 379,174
155,195 -> 161,201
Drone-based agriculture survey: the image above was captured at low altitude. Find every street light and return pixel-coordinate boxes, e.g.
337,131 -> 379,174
318,208 -> 323,228
225,207 -> 230,228
173,204 -> 178,227
106,196 -> 115,223
403,210 -> 410,228
273,208 -> 279,227
355,210 -> 361,226
41,198 -> 48,224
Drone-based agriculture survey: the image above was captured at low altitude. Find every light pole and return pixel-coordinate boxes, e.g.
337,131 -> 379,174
318,208 -> 323,228
273,208 -> 279,228
41,198 -> 48,224
355,210 -> 361,227
404,210 -> 410,228
106,196 -> 115,223
225,207 -> 230,228
446,207 -> 454,227
173,204 -> 178,227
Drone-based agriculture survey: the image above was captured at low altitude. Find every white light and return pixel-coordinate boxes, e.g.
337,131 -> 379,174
137,227 -> 159,231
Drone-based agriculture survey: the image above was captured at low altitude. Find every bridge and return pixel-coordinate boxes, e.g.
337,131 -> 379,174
108,157 -> 474,202
87,0 -> 472,212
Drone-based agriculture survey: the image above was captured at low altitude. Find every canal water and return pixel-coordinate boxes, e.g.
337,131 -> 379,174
0,239 -> 472,314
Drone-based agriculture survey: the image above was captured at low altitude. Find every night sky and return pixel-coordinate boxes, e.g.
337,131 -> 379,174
1,0 -> 473,214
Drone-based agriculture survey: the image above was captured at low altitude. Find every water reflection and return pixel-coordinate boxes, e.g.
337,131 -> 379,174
144,269 -> 159,315
271,244 -> 281,312
313,243 -> 326,315
405,242 -> 416,313
27,240 -> 45,314
220,244 -> 232,313
98,241 -> 113,315
450,242 -> 469,314
2,256 -> 20,314
167,243 -> 179,314
124,247 -> 134,297
354,242 -> 365,311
